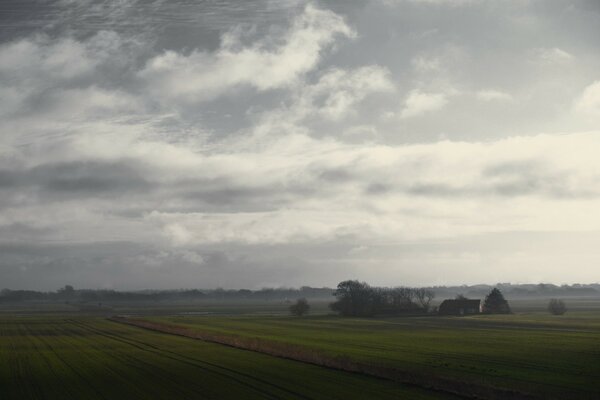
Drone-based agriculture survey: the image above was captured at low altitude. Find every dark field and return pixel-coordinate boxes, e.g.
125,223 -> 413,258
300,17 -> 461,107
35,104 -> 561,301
0,316 -> 450,400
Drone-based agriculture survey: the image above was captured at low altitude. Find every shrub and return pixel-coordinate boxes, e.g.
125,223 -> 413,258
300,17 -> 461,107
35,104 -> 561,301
290,298 -> 310,316
548,298 -> 567,315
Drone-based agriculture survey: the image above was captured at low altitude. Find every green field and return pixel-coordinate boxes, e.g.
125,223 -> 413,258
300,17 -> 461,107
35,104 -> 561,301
2,299 -> 599,399
143,312 -> 600,399
0,316 -> 451,400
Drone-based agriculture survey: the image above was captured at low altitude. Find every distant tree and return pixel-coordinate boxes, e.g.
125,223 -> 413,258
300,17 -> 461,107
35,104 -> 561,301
482,288 -> 511,314
330,280 -> 375,317
414,288 -> 435,312
58,285 -> 75,296
455,294 -> 468,300
289,298 -> 310,316
548,298 -> 567,315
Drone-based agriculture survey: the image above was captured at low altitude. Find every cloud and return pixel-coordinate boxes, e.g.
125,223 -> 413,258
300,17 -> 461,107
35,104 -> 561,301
307,66 -> 394,120
11,128 -> 595,247
139,4 -> 355,102
268,65 -> 394,125
534,47 -> 573,64
0,30 -> 152,149
399,90 -> 449,118
0,30 -> 130,89
0,160 -> 151,195
3,0 -> 600,288
7,126 -> 600,244
573,80 -> 600,120
411,56 -> 441,73
476,90 -> 512,102
382,0 -> 478,6
0,36 -> 96,81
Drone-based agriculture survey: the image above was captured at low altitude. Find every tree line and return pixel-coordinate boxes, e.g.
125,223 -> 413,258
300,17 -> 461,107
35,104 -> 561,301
0,286 -> 334,303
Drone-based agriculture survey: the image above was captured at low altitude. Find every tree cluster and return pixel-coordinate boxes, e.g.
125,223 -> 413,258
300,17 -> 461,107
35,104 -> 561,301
329,280 -> 434,317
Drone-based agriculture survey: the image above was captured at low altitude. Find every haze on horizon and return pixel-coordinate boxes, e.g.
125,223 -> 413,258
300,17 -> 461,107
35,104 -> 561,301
1,0 -> 599,291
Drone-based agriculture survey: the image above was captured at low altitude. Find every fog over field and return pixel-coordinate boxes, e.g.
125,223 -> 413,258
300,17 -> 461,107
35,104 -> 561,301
1,0 -> 600,290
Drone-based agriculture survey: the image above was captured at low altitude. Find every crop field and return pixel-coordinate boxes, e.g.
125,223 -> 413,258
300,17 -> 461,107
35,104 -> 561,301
142,311 -> 600,399
0,316 -> 451,400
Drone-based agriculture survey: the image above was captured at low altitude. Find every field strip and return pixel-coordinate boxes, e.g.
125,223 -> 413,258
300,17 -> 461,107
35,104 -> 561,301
109,316 -> 539,400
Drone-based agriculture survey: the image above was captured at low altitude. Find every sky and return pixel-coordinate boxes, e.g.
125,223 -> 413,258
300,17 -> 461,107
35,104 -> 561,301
1,0 -> 600,290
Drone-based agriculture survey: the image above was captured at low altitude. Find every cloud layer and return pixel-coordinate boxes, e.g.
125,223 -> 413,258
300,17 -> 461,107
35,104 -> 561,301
1,0 -> 600,289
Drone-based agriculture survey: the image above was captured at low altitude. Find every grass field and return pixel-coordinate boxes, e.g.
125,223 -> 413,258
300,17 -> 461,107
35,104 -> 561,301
143,311 -> 600,399
0,316 -> 452,400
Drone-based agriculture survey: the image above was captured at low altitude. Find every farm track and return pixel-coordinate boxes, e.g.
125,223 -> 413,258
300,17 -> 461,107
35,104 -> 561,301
29,323 -> 110,400
54,321 -> 207,399
68,319 -> 313,400
47,321 -> 182,399
57,323 -> 200,398
9,325 -> 46,400
113,317 -> 544,400
20,324 -> 80,400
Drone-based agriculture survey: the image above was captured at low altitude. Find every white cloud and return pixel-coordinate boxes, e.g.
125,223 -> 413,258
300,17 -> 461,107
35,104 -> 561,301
534,47 -> 573,64
476,89 -> 513,102
0,37 -> 94,81
411,56 -> 441,73
315,67 -> 394,120
0,31 -> 125,83
286,65 -> 393,122
139,4 -> 355,102
399,90 -> 449,119
573,80 -> 600,120
0,30 -> 148,148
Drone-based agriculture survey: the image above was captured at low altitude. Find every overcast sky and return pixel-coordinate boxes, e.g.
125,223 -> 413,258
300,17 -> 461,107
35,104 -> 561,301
1,0 -> 599,290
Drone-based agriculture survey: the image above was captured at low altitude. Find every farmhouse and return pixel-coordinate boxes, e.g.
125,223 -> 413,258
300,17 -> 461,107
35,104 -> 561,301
438,299 -> 481,316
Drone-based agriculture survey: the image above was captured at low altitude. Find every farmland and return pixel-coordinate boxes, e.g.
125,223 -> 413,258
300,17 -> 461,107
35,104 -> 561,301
1,297 -> 599,399
139,311 -> 600,399
0,316 -> 450,400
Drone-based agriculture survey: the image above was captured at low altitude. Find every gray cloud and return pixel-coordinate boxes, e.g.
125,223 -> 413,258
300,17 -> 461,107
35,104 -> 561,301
0,160 -> 150,192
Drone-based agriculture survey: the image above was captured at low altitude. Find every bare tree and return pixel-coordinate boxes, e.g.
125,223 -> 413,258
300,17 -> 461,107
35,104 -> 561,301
414,288 -> 435,312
